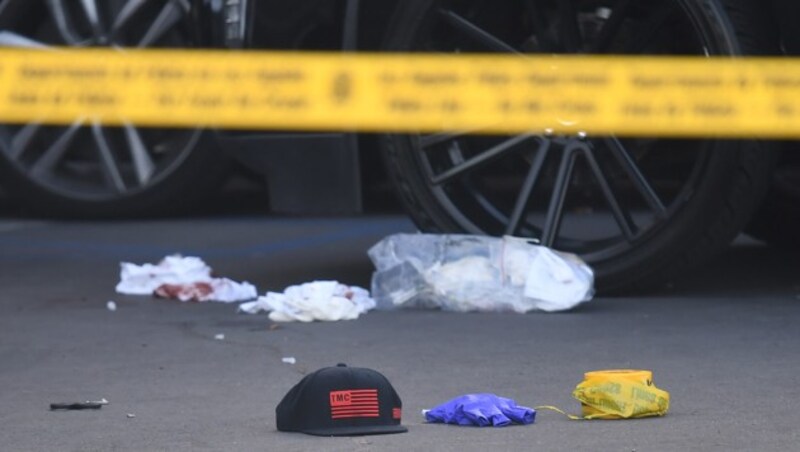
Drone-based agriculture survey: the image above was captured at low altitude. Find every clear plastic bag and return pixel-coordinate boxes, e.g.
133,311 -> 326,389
368,234 -> 594,313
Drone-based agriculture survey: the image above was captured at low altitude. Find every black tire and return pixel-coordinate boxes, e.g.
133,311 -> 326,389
380,0 -> 776,292
0,1 -> 231,218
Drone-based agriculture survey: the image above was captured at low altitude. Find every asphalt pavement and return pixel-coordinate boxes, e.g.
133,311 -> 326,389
0,212 -> 798,451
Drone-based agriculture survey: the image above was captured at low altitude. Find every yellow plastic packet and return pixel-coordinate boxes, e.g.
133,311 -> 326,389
538,369 -> 670,420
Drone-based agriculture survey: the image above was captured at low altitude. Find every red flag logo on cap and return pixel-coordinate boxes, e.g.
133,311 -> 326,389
329,390 -> 379,419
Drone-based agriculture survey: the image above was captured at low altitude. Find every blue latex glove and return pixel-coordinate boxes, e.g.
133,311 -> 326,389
424,394 -> 536,427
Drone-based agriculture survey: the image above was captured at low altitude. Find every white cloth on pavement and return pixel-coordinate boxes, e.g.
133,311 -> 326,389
116,255 -> 257,303
238,281 -> 375,322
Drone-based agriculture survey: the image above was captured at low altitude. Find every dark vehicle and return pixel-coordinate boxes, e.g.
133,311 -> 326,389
0,0 -> 797,291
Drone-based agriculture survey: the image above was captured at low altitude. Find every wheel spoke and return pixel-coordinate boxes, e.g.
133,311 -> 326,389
30,121 -> 83,177
79,0 -> 104,39
112,0 -> 148,35
45,0 -> 83,45
0,31 -> 48,48
439,9 -> 521,54
505,139 -> 550,236
605,137 -> 666,215
557,0 -> 583,52
91,123 -> 127,192
138,0 -> 190,47
123,124 -> 155,185
9,123 -> 43,160
418,132 -> 468,149
471,178 -> 512,226
431,134 -> 535,185
590,0 -> 635,53
540,145 -> 578,247
582,143 -> 636,241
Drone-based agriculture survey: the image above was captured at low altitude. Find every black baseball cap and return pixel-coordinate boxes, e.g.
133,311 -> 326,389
276,364 -> 408,436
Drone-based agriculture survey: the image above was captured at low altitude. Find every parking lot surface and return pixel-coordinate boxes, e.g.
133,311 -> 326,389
0,214 -> 798,451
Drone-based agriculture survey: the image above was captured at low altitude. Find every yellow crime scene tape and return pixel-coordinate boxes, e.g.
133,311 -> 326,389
537,369 -> 670,420
1,48 -> 800,138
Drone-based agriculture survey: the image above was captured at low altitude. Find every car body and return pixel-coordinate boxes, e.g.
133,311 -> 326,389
1,0 -> 797,291
228,0 -> 800,290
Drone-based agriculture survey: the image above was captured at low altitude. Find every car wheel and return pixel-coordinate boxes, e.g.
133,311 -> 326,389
0,0 -> 231,218
380,0 -> 776,292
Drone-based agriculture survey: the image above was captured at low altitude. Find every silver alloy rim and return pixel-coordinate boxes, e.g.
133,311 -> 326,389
0,0 -> 202,201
